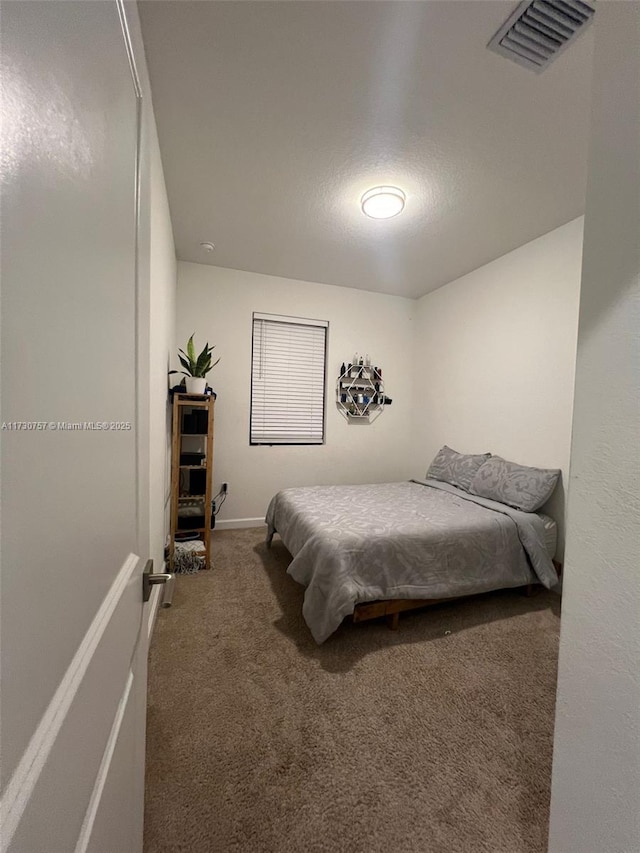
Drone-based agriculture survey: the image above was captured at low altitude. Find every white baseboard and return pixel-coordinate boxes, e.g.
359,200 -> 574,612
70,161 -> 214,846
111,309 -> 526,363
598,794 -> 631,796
214,517 -> 266,530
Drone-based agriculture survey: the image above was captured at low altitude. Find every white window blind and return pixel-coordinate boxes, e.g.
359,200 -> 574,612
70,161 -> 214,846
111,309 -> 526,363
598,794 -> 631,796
250,313 -> 328,445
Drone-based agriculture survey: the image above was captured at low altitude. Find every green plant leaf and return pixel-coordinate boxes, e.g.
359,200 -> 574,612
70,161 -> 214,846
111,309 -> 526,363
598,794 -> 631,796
178,354 -> 192,374
195,348 -> 212,376
186,334 -> 196,364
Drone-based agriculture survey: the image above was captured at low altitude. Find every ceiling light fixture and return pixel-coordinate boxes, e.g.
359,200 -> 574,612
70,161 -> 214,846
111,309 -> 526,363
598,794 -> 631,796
361,186 -> 406,219
199,241 -> 215,252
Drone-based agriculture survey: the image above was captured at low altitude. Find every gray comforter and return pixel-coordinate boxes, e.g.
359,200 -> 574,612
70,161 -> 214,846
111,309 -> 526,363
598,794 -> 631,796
265,479 -> 558,644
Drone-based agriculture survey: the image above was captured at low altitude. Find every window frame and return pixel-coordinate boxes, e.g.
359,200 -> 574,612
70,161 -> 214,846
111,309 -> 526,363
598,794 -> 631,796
249,311 -> 329,447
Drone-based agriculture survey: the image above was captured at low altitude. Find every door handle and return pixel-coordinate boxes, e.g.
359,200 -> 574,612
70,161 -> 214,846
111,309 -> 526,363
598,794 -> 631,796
142,558 -> 173,602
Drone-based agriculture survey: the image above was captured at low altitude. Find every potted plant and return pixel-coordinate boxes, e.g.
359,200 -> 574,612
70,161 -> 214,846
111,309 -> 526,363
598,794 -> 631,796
170,334 -> 220,395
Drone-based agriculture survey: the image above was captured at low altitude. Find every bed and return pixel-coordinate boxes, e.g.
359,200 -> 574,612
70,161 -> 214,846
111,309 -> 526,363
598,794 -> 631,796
265,478 -> 559,644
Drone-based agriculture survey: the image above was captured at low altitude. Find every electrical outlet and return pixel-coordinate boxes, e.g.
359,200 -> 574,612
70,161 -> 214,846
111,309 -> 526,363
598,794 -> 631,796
222,482 -> 229,494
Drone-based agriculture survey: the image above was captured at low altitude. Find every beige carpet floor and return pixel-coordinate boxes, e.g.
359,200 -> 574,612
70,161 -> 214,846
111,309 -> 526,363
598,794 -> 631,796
145,527 -> 561,853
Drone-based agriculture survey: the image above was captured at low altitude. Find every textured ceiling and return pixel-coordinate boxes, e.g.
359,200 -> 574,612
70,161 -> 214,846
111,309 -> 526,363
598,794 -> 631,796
139,1 -> 594,299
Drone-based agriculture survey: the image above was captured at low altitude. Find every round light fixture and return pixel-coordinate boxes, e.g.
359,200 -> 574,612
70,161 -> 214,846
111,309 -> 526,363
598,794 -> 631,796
360,186 -> 406,219
199,241 -> 216,252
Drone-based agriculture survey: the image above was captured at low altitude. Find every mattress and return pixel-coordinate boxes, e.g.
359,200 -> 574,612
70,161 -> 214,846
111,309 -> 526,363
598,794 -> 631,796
537,513 -> 557,560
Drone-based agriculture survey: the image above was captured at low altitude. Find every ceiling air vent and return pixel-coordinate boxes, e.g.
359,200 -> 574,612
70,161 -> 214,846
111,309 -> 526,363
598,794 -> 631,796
488,0 -> 595,73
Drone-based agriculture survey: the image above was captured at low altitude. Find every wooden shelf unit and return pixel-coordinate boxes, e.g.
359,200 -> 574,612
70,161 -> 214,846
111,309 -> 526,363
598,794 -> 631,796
169,393 -> 215,571
336,360 -> 387,422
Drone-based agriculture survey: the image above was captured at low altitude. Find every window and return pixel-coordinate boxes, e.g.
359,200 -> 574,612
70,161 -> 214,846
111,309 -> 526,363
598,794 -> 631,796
250,312 -> 328,445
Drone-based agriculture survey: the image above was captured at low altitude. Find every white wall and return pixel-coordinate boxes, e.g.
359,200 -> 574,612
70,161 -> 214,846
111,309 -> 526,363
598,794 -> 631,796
548,3 -> 640,850
411,218 -> 584,558
176,263 -> 416,523
148,118 -> 176,571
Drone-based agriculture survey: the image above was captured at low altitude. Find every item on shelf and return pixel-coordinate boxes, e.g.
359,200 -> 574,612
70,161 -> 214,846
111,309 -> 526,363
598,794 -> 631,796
186,376 -> 206,395
176,502 -> 216,531
177,515 -> 204,530
174,532 -> 201,542
180,451 -> 206,466
189,468 -> 207,494
182,410 -> 208,434
169,380 -> 218,401
336,355 -> 389,422
174,540 -> 206,575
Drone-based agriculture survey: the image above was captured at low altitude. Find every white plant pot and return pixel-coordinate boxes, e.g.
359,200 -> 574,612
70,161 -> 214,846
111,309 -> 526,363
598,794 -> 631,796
185,376 -> 207,395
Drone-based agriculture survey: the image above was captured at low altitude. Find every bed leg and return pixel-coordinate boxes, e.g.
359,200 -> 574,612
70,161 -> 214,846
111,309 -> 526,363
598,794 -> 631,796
525,584 -> 534,597
387,612 -> 400,630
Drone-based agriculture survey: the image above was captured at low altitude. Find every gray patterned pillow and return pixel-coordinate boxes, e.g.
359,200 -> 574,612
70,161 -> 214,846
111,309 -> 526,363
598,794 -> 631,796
427,446 -> 491,493
470,456 -> 560,512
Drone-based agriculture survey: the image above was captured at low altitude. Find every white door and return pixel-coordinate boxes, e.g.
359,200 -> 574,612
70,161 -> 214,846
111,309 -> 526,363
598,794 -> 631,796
1,2 -> 153,851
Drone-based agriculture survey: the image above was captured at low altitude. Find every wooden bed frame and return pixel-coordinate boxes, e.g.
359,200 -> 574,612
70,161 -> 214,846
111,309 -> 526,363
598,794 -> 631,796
351,560 -> 563,631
